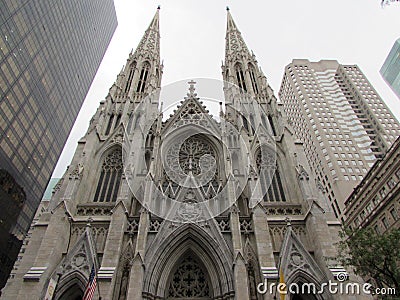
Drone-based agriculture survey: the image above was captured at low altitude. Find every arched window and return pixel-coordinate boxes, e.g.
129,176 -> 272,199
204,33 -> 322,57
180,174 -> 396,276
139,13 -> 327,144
268,167 -> 286,202
248,64 -> 259,94
249,114 -> 256,135
124,62 -> 136,93
127,113 -> 134,133
136,62 -> 150,93
156,68 -> 160,86
105,114 -> 114,135
242,115 -> 250,133
235,63 -> 247,92
114,114 -> 121,130
261,115 -> 268,129
255,151 -> 286,202
268,115 -> 277,136
94,148 -> 122,202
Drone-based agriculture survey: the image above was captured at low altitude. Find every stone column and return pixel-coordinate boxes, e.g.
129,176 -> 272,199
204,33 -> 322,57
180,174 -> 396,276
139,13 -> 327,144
17,203 -> 70,298
99,202 -> 127,299
248,172 -> 275,271
230,204 -> 251,300
252,205 -> 277,300
230,205 -> 242,252
126,208 -> 149,300
233,253 -> 250,300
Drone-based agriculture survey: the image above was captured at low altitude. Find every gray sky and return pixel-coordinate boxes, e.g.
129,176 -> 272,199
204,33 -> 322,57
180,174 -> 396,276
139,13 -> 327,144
53,0 -> 400,178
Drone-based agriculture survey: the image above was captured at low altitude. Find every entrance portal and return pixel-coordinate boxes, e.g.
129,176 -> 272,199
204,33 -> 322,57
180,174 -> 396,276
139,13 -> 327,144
167,253 -> 212,299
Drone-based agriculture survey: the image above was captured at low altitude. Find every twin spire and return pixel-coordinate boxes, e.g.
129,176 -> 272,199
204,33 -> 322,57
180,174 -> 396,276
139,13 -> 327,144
132,7 -> 254,67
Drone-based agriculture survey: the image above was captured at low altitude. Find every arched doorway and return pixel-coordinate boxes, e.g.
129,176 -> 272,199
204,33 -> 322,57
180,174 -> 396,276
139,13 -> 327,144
166,252 -> 212,300
56,283 -> 83,300
292,294 -> 318,300
53,272 -> 87,300
143,223 -> 235,299
290,281 -> 320,300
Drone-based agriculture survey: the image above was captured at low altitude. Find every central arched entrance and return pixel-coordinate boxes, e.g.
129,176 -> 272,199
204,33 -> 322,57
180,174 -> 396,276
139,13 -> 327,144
166,252 -> 212,299
143,223 -> 235,299
57,284 -> 83,300
291,293 -> 318,300
53,276 -> 86,300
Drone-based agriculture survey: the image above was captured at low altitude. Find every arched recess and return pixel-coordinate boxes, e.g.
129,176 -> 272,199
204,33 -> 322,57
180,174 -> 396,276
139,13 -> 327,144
285,270 -> 326,300
254,147 -> 287,202
53,270 -> 86,300
114,240 -> 135,300
248,63 -> 259,94
166,251 -> 212,299
136,61 -> 151,93
42,226 -> 99,300
143,224 -> 234,299
93,145 -> 123,203
235,62 -> 247,92
125,61 -> 137,93
244,240 -> 263,300
279,227 -> 330,300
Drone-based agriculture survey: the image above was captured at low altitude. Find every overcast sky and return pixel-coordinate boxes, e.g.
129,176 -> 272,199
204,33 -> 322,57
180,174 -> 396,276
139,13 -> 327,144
52,0 -> 400,178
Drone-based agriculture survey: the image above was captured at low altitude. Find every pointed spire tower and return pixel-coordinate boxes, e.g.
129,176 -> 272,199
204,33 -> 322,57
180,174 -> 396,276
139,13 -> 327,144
115,7 -> 162,99
93,7 -> 162,140
224,7 -> 252,65
222,8 -> 281,137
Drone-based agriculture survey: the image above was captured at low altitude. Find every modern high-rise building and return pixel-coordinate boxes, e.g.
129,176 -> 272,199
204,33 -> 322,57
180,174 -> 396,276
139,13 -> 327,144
279,59 -> 400,220
0,0 -> 117,289
380,38 -> 400,99
2,9 -> 366,300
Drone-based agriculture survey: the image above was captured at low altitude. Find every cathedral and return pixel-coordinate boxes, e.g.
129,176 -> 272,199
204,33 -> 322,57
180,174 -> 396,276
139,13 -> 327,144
2,8 -> 368,300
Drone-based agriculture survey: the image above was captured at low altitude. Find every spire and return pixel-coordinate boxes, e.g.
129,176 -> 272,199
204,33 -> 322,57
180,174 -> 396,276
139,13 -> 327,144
132,7 -> 161,62
225,9 -> 251,62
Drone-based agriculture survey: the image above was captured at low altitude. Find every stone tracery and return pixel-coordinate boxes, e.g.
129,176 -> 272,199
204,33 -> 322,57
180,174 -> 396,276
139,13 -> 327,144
168,255 -> 211,299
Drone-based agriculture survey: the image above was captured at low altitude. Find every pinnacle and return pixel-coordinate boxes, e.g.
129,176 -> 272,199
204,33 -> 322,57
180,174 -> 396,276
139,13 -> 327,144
131,7 -> 161,61
224,9 -> 251,61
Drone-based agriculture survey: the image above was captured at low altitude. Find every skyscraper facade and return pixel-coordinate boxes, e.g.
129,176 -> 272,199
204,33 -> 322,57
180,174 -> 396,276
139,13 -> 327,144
279,59 -> 400,220
1,8 -> 366,300
380,38 -> 400,99
0,0 -> 117,289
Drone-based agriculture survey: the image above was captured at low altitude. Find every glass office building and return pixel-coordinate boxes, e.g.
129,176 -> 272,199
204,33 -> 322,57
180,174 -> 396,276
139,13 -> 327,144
0,0 -> 117,288
380,38 -> 400,99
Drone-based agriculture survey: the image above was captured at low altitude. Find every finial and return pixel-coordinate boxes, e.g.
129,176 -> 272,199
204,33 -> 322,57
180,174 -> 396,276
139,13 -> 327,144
285,217 -> 292,227
226,6 -> 230,11
186,80 -> 197,99
157,5 -> 161,10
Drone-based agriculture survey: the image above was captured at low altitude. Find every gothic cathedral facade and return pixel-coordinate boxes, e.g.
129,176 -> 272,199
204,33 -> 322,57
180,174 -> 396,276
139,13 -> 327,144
2,8 -> 366,300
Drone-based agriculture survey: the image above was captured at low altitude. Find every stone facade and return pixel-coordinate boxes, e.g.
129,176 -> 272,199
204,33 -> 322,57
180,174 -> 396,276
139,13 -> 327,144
2,9 -> 369,300
344,136 -> 400,233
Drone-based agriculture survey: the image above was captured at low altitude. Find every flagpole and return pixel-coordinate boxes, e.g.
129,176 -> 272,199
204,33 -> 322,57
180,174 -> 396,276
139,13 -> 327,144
97,266 -> 101,300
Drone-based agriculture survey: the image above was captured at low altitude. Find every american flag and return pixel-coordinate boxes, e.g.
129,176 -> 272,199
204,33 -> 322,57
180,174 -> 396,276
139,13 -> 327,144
83,264 -> 97,300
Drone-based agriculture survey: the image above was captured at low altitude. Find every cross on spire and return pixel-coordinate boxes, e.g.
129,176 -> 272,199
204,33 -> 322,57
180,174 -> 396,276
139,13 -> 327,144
186,80 -> 197,99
